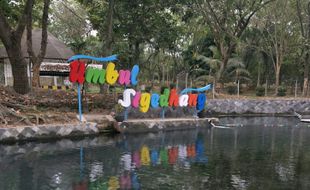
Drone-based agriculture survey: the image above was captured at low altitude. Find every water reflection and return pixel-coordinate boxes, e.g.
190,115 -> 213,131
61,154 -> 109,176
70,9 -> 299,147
1,117 -> 310,189
85,130 -> 208,190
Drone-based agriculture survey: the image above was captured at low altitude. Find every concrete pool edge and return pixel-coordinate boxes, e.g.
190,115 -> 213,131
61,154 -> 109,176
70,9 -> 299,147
118,118 -> 213,133
0,122 -> 100,143
0,117 -> 215,142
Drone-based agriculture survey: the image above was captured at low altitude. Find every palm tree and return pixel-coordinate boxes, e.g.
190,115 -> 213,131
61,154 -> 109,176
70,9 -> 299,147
225,58 -> 251,83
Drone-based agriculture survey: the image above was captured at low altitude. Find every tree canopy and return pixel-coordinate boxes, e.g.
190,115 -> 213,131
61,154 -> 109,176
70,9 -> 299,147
0,0 -> 309,96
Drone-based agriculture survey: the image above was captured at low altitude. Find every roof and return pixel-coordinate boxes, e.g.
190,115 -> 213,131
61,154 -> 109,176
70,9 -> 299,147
40,62 -> 103,72
0,28 -> 74,60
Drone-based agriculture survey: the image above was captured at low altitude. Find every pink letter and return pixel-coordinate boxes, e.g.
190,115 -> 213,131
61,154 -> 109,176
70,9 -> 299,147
132,92 -> 141,108
118,70 -> 131,86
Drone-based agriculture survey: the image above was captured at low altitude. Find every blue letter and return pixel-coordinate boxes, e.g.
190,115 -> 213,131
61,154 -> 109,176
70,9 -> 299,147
151,93 -> 160,108
131,65 -> 139,86
196,93 -> 206,111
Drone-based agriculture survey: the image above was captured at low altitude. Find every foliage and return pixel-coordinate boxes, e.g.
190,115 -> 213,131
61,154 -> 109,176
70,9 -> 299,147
1,0 -> 310,96
226,83 -> 238,95
194,0 -> 273,80
225,58 -> 251,83
256,86 -> 265,96
277,86 -> 287,96
49,0 -> 91,49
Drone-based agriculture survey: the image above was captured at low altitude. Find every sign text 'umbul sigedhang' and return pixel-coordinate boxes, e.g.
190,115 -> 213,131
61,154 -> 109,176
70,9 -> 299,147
69,60 -> 208,113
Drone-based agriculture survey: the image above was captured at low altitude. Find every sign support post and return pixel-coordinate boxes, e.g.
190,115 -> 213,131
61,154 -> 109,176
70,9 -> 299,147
78,84 -> 82,122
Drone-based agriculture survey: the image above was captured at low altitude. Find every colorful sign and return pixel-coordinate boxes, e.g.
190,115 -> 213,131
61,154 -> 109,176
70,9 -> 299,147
68,55 -> 211,120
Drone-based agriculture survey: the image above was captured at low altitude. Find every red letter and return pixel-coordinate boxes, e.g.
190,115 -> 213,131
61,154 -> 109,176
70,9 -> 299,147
188,94 -> 198,106
168,89 -> 179,107
69,60 -> 85,84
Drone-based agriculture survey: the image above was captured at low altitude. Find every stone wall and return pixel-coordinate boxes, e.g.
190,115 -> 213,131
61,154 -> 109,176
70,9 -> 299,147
206,99 -> 310,115
0,122 -> 99,142
120,118 -> 211,133
124,99 -> 310,118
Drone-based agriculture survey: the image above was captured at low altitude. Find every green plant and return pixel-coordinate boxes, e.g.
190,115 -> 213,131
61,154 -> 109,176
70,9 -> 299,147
114,104 -> 124,113
145,86 -> 152,92
256,86 -> 265,96
226,83 -> 237,95
277,86 -> 286,96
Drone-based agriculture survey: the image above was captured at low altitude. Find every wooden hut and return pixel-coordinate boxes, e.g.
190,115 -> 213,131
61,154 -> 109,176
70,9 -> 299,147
0,29 -> 74,88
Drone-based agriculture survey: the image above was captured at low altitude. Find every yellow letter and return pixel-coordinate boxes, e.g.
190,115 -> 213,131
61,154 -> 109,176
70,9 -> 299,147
140,93 -> 151,113
106,62 -> 119,85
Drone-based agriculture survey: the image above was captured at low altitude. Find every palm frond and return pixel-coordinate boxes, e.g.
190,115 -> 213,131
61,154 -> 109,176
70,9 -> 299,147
208,45 -> 221,59
196,55 -> 221,70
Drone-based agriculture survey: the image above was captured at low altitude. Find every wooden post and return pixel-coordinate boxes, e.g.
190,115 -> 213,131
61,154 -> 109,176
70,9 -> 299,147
190,79 -> 193,88
265,79 -> 268,96
295,80 -> 298,98
4,62 -> 8,86
237,80 -> 240,98
28,60 -> 32,88
185,73 -> 188,89
53,76 -> 58,86
213,78 -> 215,99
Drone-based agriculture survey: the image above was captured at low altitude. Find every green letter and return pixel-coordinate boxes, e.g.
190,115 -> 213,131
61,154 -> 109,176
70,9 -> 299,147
160,88 -> 170,107
85,67 -> 106,84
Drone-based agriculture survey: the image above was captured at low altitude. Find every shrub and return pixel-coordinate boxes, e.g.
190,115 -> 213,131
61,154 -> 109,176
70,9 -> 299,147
145,86 -> 152,92
277,86 -> 286,96
169,83 -> 176,89
226,83 -> 237,95
256,86 -> 265,96
161,86 -> 169,93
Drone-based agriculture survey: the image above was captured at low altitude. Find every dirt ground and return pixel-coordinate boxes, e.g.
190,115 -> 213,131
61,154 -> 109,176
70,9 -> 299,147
0,86 -> 117,127
1,85 -> 307,127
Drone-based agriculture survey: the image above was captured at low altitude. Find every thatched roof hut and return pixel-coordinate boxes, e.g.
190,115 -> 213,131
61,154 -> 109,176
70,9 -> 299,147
0,29 -> 75,85
0,28 -> 74,62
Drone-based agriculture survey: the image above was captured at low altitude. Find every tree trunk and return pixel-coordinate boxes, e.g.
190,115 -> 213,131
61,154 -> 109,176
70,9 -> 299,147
275,66 -> 280,95
104,0 -> 114,56
32,62 -> 41,87
216,55 -> 229,81
302,53 -> 309,96
27,0 -> 50,89
133,41 -> 140,66
0,0 -> 34,94
100,0 -> 114,93
6,45 -> 30,94
11,60 -> 30,94
216,44 -> 234,81
257,62 -> 261,87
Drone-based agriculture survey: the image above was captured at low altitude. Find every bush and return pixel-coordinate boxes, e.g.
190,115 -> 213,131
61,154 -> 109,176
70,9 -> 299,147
277,86 -> 286,96
256,86 -> 265,96
169,83 -> 176,89
145,86 -> 152,92
226,83 -> 237,95
161,86 -> 169,93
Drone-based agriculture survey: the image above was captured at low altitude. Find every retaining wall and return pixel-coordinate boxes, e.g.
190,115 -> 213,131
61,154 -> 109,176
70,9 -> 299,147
206,99 -> 310,115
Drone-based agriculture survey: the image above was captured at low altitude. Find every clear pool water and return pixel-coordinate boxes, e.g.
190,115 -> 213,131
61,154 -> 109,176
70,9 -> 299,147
0,117 -> 310,190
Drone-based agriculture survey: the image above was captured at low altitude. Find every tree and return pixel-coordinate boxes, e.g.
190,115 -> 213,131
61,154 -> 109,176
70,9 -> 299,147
241,28 -> 273,87
194,0 -> 273,81
296,0 -> 310,96
259,0 -> 296,94
0,0 -> 34,94
49,0 -> 90,47
225,58 -> 251,83
104,0 -> 114,57
27,0 -> 51,88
